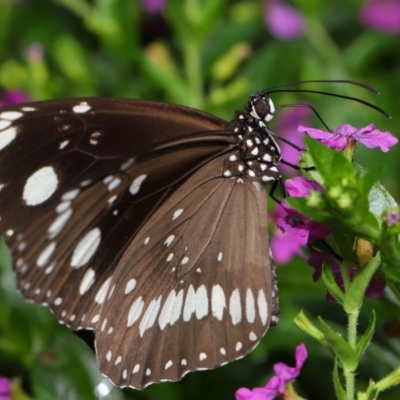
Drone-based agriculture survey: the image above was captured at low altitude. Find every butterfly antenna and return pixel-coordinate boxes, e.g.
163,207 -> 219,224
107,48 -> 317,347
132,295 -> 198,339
275,103 -> 332,131
263,79 -> 379,94
266,89 -> 390,118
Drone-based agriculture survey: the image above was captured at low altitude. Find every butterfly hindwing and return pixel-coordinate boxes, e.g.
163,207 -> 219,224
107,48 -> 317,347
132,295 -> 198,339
95,155 -> 276,388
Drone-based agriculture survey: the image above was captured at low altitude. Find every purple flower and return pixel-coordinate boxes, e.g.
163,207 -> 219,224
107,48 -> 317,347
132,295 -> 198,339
384,209 -> 400,226
308,250 -> 386,300
0,90 -> 29,107
141,0 -> 166,14
0,377 -> 11,400
264,0 -> 305,40
235,344 -> 308,400
271,177 -> 330,263
360,0 -> 400,34
298,123 -> 398,152
275,106 -> 311,173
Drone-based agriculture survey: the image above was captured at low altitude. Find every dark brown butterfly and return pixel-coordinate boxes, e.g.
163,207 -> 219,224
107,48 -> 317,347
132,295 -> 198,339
0,81 -> 383,389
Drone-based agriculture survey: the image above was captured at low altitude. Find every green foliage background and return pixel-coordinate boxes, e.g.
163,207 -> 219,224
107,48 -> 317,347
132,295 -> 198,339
0,0 -> 400,399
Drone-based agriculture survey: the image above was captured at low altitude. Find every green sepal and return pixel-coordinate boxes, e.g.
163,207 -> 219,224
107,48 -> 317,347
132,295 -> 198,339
333,358 -> 346,400
355,310 -> 376,359
321,260 -> 344,303
343,253 -> 381,315
293,311 -> 326,345
318,317 -> 358,372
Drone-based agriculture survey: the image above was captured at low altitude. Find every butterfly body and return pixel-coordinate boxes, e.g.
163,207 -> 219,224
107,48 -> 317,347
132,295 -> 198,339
0,93 -> 280,388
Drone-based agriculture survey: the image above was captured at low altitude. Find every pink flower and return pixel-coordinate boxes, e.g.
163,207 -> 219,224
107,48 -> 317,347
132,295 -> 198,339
141,0 -> 166,13
264,0 -> 305,40
360,0 -> 400,34
235,344 -> 308,400
298,123 -> 398,152
0,377 -> 11,400
0,90 -> 29,106
275,106 -> 311,173
271,177 -> 330,264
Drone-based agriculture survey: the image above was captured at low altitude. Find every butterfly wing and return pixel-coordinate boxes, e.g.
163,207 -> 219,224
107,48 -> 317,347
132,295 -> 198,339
95,155 -> 277,388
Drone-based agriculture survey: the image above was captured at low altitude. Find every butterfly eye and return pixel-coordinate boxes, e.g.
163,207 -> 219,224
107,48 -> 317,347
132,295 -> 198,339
250,95 -> 275,122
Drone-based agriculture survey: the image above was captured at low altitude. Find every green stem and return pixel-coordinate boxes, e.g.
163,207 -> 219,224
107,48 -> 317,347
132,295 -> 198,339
305,17 -> 343,66
345,310 -> 359,400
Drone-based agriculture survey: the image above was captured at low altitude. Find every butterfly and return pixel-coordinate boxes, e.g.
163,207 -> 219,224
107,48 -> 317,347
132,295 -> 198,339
0,80 -> 382,389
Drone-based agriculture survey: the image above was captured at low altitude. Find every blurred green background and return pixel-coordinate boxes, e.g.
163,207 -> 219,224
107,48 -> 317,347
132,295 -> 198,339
1,0 -> 400,399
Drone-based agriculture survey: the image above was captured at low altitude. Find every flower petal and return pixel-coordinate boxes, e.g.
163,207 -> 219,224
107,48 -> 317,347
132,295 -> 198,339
353,124 -> 398,152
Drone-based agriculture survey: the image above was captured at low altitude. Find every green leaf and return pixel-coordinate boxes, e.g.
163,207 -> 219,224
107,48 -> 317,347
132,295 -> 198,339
321,260 -> 344,303
318,317 -> 359,372
343,253 -> 382,314
333,358 -> 346,400
355,310 -> 376,359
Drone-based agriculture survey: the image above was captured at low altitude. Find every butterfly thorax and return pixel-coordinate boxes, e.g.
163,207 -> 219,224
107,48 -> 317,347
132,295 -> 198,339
223,93 -> 282,184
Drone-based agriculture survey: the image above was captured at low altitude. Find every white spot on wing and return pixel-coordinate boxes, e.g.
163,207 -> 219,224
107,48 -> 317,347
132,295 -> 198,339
79,268 -> 95,294
183,285 -> 196,322
72,101 -> 91,113
199,353 -> 207,361
23,166 -> 58,206
195,285 -> 208,320
108,177 -> 121,191
211,284 -> 226,320
48,209 -> 72,238
139,296 -> 162,336
0,127 -> 17,151
132,364 -> 140,374
0,120 -> 11,130
249,332 -> 257,341
0,111 -> 23,120
229,289 -> 241,325
181,359 -> 187,366
36,242 -> 56,267
95,276 -> 113,304
217,252 -> 223,262
158,289 -> 184,330
172,208 -> 184,220
70,228 -> 101,268
246,288 -> 255,323
120,157 -> 135,171
125,279 -> 137,295
62,188 -> 80,201
129,174 -> 147,195
236,342 -> 242,351
258,289 -> 268,325
165,360 -> 173,370
127,297 -> 145,327
164,235 -> 175,247
106,351 -> 112,362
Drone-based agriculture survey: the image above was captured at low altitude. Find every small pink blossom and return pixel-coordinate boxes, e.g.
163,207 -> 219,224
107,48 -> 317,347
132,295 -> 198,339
360,0 -> 400,34
271,177 -> 330,263
235,344 -> 308,400
264,0 -> 305,40
141,0 -> 166,14
0,90 -> 29,106
0,377 -> 11,400
275,106 -> 311,173
298,123 -> 398,152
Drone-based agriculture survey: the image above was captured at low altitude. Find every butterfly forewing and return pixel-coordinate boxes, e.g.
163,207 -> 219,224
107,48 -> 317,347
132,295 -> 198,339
96,155 -> 277,388
5,133 -> 236,330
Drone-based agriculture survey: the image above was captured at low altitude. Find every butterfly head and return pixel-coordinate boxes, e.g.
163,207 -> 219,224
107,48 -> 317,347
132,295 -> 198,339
248,94 -> 275,123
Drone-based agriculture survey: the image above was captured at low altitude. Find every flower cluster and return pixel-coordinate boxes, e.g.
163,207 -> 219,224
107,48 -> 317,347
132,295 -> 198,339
236,344 -> 307,400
